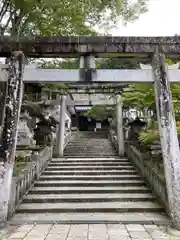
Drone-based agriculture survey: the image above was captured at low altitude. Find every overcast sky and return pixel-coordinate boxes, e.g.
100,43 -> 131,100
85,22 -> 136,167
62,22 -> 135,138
111,0 -> 180,36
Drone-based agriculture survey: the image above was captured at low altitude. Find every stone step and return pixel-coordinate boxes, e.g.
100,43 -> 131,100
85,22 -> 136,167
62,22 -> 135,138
64,147 -> 115,149
64,153 -> 117,156
29,186 -> 150,194
64,147 -> 115,150
70,137 -> 108,140
64,150 -> 116,152
52,157 -> 124,161
34,180 -> 145,187
16,201 -> 164,213
68,142 -> 111,144
65,143 -> 113,145
66,146 -> 113,148
42,170 -> 137,175
23,193 -> 155,203
51,159 -> 127,163
64,148 -> 115,150
64,153 -> 117,155
68,141 -> 110,142
46,166 -> 135,171
39,175 -> 141,181
11,132 -> 168,225
48,162 -> 131,166
69,138 -> 108,141
64,156 -> 114,157
10,212 -> 170,225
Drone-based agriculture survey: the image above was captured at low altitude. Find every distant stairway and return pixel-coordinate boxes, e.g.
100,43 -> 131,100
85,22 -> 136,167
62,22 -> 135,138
10,131 -> 170,224
64,131 -> 117,157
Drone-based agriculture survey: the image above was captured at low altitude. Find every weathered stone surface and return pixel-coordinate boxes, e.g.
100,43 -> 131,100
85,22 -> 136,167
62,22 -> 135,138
1,36 -> 180,57
16,201 -> 163,214
0,51 -> 25,225
8,132 -> 169,226
9,212 -> 170,225
7,224 -> 34,239
2,224 -> 180,240
152,48 -> 180,229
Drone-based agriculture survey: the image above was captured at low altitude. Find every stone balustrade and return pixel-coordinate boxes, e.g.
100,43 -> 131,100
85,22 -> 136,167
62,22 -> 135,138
8,147 -> 52,219
7,131 -> 72,220
108,129 -> 169,214
125,144 -> 168,212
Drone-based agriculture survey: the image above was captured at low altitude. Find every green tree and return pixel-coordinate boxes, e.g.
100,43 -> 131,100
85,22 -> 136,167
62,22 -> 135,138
83,105 -> 115,121
122,61 -> 180,147
122,83 -> 180,112
0,0 -> 149,36
122,59 -> 180,112
96,58 -> 147,69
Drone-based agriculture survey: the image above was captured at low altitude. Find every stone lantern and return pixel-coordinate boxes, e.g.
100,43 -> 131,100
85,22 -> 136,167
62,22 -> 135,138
127,117 -> 146,145
128,117 -> 146,134
33,117 -> 54,146
17,111 -> 33,145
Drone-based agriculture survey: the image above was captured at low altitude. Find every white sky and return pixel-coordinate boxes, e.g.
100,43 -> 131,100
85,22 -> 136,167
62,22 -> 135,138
111,0 -> 180,36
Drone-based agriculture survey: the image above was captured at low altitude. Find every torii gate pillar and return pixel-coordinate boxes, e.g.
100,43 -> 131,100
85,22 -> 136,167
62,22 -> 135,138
55,95 -> 66,157
152,47 -> 180,229
79,55 -> 96,82
116,95 -> 125,156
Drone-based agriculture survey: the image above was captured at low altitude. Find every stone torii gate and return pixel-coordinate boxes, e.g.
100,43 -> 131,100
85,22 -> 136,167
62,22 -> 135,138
0,36 -> 180,229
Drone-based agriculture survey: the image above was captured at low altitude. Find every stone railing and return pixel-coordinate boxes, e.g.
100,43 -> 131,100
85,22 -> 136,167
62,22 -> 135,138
64,130 -> 72,148
8,131 -> 72,219
108,129 -> 169,213
108,129 -> 118,149
126,144 -> 169,212
8,146 -> 52,219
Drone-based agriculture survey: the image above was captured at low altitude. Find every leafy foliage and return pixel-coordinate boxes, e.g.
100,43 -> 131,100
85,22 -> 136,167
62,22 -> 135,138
139,120 -> 159,145
96,58 -> 146,69
122,60 -> 180,147
123,84 -> 154,110
139,130 -> 159,145
39,59 -> 79,69
0,0 -> 149,36
139,125 -> 180,146
83,105 -> 115,121
122,60 -> 180,113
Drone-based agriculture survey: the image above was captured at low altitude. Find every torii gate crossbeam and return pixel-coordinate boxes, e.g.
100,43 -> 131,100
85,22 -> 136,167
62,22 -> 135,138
1,36 -> 180,58
1,67 -> 180,83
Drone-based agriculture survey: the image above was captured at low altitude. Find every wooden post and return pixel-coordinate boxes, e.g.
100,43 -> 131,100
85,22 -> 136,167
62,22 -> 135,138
116,95 -> 125,156
0,51 -> 25,225
152,47 -> 180,229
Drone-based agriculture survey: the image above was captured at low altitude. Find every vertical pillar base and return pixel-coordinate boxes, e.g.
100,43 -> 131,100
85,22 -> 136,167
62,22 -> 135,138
55,95 -> 66,158
152,47 -> 180,229
116,95 -> 125,157
79,55 -> 97,82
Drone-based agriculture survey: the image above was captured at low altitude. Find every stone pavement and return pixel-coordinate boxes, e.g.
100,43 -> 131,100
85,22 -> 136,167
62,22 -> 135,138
0,224 -> 180,240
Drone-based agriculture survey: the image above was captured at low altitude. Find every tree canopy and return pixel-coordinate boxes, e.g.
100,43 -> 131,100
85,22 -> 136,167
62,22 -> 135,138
83,105 -> 115,121
0,0 -> 149,36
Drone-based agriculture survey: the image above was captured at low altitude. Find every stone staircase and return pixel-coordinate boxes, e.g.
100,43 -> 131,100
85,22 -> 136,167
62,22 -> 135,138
10,131 -> 170,224
64,131 -> 117,157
